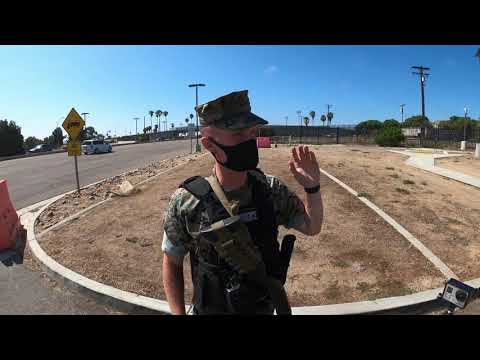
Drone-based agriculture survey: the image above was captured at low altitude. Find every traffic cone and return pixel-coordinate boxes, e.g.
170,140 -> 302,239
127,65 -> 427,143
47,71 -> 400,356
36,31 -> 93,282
0,179 -> 21,251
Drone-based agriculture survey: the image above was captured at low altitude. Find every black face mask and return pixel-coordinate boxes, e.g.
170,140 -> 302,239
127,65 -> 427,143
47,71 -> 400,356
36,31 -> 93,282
208,137 -> 259,172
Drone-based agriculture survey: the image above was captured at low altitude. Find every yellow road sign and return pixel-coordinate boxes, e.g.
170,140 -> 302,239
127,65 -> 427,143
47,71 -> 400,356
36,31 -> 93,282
67,141 -> 81,156
62,108 -> 85,141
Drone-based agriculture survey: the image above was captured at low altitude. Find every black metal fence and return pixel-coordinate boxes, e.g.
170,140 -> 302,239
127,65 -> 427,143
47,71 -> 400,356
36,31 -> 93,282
258,125 -> 364,145
404,127 -> 480,149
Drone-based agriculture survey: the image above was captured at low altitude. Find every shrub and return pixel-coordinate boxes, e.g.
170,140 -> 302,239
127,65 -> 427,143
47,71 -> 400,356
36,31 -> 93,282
375,127 -> 405,147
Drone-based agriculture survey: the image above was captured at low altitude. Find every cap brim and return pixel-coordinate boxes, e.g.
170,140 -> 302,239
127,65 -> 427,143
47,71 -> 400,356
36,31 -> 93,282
214,112 -> 268,130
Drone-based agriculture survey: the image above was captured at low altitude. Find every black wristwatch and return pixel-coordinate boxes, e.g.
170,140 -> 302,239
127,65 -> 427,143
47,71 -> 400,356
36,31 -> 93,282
304,184 -> 320,194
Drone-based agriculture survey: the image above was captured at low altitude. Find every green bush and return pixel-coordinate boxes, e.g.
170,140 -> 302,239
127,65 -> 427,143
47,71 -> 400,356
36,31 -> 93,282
0,120 -> 24,156
375,127 -> 405,147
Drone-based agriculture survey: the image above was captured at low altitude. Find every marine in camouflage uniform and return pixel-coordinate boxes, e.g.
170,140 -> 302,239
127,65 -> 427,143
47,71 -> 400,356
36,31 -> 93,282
163,168 -> 306,258
162,90 -> 322,315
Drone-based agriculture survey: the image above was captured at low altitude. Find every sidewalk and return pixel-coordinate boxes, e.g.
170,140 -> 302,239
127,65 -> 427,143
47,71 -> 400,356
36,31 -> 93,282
407,154 -> 480,189
388,150 -> 480,190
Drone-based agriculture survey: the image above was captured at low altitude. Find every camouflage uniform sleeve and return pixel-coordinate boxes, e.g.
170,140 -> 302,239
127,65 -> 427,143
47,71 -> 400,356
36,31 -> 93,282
162,188 -> 200,252
267,175 -> 306,229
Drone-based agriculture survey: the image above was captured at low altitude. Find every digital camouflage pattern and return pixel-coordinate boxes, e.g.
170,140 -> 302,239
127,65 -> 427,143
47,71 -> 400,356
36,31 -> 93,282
196,90 -> 268,130
163,170 -> 306,252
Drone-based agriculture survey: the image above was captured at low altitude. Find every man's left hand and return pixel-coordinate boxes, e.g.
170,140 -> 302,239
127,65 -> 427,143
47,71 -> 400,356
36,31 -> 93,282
288,146 -> 320,189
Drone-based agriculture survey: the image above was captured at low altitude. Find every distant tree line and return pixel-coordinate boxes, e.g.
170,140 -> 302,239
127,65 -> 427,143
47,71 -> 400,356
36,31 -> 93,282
0,116 -> 106,157
355,115 -> 480,135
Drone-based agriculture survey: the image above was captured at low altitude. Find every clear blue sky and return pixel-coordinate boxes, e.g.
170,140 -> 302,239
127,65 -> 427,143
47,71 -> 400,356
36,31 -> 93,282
1,45 -> 479,139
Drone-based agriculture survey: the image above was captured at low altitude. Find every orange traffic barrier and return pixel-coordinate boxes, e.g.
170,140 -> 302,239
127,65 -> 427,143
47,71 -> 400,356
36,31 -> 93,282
0,179 -> 20,251
256,137 -> 271,148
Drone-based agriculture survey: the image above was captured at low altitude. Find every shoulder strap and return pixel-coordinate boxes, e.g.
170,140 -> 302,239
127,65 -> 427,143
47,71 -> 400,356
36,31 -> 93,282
179,175 -> 238,218
205,176 -> 238,217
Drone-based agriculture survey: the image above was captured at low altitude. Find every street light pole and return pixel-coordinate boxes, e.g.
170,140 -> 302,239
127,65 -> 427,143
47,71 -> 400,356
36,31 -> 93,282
464,106 -> 468,141
400,104 -> 405,123
188,83 -> 206,152
133,117 -> 139,136
81,112 -> 90,128
326,104 -> 332,126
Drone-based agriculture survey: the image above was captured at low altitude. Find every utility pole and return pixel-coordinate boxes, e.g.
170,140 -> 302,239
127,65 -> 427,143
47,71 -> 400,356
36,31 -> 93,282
188,83 -> 206,152
400,104 -> 405,123
464,106 -> 469,141
143,116 -> 145,134
411,66 -> 430,123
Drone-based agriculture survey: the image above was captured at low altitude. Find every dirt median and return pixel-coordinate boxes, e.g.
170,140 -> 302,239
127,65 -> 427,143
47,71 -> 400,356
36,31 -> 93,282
313,145 -> 480,280
37,146 -> 444,307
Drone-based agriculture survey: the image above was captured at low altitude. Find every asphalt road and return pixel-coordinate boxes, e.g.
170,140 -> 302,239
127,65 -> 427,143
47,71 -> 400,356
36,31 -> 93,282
1,140 -> 194,210
0,263 -> 124,315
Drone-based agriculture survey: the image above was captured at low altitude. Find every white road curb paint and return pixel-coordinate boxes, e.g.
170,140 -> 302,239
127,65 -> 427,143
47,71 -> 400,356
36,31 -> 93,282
358,197 -> 457,279
319,167 -> 458,279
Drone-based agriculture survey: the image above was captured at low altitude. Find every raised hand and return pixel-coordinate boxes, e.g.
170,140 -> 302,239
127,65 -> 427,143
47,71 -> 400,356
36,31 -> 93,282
288,145 -> 320,189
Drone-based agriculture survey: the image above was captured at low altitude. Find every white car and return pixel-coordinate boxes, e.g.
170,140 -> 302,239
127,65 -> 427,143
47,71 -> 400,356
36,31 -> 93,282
82,139 -> 112,155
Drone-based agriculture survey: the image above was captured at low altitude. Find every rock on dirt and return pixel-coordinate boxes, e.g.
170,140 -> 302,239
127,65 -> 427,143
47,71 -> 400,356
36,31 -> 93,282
140,239 -> 153,247
126,236 -> 138,243
119,181 -> 135,196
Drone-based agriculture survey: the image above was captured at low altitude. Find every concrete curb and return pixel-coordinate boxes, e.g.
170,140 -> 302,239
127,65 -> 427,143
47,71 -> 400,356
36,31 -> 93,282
18,150 -> 478,315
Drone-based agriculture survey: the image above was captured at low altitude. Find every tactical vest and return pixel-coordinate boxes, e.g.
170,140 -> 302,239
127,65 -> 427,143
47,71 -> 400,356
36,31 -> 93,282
180,169 -> 283,315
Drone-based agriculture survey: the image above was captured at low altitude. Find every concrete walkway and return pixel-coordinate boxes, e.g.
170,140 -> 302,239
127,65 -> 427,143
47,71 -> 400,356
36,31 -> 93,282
389,150 -> 480,190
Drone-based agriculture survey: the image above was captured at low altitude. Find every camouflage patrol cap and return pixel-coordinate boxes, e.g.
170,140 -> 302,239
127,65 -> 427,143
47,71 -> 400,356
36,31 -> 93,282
196,90 -> 268,130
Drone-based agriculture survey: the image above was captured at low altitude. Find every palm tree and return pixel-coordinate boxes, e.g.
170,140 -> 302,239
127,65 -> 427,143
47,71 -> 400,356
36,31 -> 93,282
189,113 -> 194,121
321,114 -> 327,127
309,111 -> 315,127
148,111 -> 154,133
163,111 -> 169,132
327,112 -> 334,126
155,110 -> 162,132
303,117 -> 310,127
